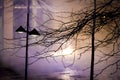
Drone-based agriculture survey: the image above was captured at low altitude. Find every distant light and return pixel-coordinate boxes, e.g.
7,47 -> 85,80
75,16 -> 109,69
102,16 -> 106,19
14,6 -> 42,9
14,6 -> 27,9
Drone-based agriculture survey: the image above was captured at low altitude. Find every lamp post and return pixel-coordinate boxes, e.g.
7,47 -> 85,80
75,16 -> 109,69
90,0 -> 96,80
16,0 -> 40,80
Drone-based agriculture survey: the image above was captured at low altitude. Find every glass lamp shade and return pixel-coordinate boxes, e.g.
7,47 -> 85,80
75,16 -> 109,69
16,26 -> 26,33
29,28 -> 40,37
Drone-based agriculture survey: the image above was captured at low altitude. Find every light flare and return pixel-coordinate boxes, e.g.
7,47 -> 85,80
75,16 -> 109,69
54,47 -> 74,56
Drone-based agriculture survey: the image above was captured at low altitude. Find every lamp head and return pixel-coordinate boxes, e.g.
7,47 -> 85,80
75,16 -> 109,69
29,28 -> 40,37
16,26 -> 26,33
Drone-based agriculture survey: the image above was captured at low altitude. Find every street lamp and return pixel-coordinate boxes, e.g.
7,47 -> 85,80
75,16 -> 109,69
15,0 -> 40,80
16,25 -> 40,80
16,26 -> 40,36
16,26 -> 40,80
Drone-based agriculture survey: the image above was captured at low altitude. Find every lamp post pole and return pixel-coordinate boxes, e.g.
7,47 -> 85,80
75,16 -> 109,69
25,0 -> 30,80
16,1 -> 40,80
90,0 -> 96,80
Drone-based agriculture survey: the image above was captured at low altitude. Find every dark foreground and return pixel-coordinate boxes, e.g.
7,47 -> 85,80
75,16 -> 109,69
0,66 -> 24,80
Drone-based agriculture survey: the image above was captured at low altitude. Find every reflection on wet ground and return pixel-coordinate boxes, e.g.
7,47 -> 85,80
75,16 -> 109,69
29,68 -> 87,80
0,67 -> 87,80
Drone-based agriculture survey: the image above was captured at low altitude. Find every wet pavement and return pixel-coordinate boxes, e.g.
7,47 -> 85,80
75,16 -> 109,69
0,66 -> 86,80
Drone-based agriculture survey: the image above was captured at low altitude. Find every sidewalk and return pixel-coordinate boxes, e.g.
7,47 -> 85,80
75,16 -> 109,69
0,66 -> 24,80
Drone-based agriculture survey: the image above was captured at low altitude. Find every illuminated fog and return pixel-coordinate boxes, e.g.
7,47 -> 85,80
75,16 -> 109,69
0,0 -> 120,80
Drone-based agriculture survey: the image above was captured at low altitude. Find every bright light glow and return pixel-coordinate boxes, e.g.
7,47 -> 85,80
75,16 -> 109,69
30,34 -> 38,37
54,47 -> 74,56
62,47 -> 73,55
17,31 -> 24,34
